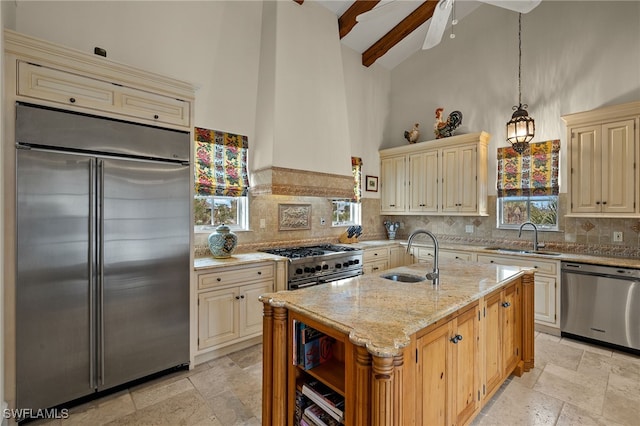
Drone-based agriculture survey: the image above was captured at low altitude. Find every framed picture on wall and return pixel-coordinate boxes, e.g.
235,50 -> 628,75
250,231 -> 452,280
365,175 -> 378,192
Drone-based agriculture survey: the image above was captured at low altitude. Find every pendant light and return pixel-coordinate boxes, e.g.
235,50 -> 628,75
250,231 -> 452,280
506,13 -> 535,154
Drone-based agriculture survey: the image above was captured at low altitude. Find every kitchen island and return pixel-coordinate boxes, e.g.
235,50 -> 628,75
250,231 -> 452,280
260,259 -> 535,426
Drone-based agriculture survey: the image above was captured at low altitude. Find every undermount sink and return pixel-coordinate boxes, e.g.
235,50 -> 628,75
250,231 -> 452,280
381,273 -> 427,283
483,247 -> 562,256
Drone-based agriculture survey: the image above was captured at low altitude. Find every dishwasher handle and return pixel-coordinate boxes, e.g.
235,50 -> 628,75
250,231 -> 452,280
561,262 -> 640,279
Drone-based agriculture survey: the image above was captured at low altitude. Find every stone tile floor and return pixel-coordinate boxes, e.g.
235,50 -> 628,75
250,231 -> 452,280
33,332 -> 639,425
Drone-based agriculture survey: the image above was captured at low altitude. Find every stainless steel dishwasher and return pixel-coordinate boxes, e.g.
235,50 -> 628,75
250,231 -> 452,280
561,262 -> 640,352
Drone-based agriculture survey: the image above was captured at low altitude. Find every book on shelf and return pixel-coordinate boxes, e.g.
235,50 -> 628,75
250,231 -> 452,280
293,321 -> 335,370
294,388 -> 312,426
301,379 -> 344,421
303,403 -> 342,426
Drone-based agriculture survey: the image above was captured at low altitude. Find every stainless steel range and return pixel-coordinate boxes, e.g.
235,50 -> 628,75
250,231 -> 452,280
261,244 -> 363,289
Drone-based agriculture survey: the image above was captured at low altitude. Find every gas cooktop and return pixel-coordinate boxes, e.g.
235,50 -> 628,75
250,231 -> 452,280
261,244 -> 360,259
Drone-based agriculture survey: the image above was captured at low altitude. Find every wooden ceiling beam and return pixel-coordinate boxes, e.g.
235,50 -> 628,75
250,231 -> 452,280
338,0 -> 380,39
362,0 -> 437,67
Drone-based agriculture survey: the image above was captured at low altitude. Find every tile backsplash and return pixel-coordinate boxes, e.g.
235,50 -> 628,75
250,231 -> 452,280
195,194 -> 640,258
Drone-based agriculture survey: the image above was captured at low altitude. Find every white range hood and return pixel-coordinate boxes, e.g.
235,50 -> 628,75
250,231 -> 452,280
251,0 -> 354,198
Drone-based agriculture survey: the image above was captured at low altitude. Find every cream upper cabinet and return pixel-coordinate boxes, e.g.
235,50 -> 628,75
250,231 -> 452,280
441,144 -> 479,214
380,155 -> 406,213
379,132 -> 490,216
408,150 -> 439,213
563,102 -> 640,217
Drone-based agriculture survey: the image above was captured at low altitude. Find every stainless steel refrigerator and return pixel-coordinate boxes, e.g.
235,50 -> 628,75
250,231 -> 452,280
15,103 -> 190,410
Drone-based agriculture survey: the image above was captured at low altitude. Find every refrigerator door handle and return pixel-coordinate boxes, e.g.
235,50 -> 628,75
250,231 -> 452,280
89,159 -> 97,389
98,159 -> 105,386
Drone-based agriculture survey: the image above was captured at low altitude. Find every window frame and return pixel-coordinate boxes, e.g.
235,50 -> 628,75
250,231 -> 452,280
497,195 -> 559,231
194,195 -> 249,233
331,199 -> 361,227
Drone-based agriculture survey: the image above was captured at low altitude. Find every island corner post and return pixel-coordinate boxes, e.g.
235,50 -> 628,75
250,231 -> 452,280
260,269 -> 536,426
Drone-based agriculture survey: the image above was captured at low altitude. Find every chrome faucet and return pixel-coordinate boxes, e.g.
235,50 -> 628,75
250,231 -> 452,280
518,221 -> 544,251
407,229 -> 439,286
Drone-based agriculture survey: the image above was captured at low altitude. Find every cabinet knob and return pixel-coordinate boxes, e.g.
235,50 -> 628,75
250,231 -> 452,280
502,301 -> 511,308
217,277 -> 221,282
69,97 -> 76,103
240,295 -> 245,299
596,201 -> 601,205
257,271 -> 262,275
235,296 -> 240,300
450,334 -> 463,344
153,114 -> 159,119
602,201 -> 607,205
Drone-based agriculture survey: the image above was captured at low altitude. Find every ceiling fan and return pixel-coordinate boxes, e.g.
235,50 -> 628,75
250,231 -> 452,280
356,0 -> 541,50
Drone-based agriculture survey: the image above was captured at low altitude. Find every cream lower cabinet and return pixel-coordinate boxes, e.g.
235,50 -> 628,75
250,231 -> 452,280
411,246 -> 476,263
197,262 -> 274,351
363,245 -> 410,274
562,102 -> 640,217
477,254 -> 559,328
363,247 -> 390,274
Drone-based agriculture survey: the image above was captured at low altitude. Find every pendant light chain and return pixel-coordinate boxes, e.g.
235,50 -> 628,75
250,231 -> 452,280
518,13 -> 522,107
505,12 -> 535,152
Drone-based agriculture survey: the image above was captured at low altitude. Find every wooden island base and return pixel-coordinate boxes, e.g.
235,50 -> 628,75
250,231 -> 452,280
261,266 -> 535,426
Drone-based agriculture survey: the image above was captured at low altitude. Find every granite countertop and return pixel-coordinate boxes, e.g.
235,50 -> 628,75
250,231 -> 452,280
351,239 -> 640,269
260,259 -> 528,358
194,252 -> 286,271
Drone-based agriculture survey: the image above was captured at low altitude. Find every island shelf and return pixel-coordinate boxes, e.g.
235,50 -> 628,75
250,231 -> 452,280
260,260 -> 535,425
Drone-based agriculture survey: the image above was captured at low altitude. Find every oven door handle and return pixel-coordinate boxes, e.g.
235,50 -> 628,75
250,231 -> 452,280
290,280 -> 319,290
318,270 -> 363,283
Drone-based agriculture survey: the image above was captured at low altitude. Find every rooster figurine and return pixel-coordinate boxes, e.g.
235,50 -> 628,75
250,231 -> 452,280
434,108 -> 463,139
404,123 -> 420,144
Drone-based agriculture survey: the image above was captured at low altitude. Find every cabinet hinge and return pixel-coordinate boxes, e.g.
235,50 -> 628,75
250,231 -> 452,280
516,347 -> 519,356
478,311 -> 481,321
478,390 -> 481,401
483,384 -> 486,395
483,307 -> 486,317
416,348 -> 418,363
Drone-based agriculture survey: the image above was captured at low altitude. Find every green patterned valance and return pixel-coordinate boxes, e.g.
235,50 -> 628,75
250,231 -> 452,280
194,127 -> 249,197
497,140 -> 560,198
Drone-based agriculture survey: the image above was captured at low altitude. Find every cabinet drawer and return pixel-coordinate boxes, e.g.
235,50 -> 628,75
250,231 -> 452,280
364,259 -> 388,274
198,263 -> 274,290
364,247 -> 389,262
18,61 -> 190,127
18,61 -> 116,110
440,250 -> 473,261
120,86 -> 190,127
476,254 -> 557,275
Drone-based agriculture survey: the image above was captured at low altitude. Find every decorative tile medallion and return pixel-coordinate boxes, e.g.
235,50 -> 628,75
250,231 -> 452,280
473,218 -> 482,227
446,217 -> 455,226
580,221 -> 595,233
631,221 -> 640,234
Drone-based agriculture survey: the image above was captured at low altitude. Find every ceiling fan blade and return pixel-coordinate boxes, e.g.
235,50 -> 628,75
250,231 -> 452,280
422,0 -> 454,50
356,0 -> 398,23
478,0 -> 542,14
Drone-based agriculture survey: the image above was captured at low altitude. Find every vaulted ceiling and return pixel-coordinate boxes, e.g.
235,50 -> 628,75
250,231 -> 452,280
313,0 -> 498,69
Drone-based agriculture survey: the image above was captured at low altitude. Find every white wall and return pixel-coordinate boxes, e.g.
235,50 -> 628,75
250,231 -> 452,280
388,0 -> 640,195
15,0 -> 264,140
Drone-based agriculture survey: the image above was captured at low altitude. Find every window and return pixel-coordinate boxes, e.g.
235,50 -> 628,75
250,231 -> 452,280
497,140 -> 560,230
194,127 -> 249,231
332,200 -> 361,226
331,157 -> 363,226
194,196 -> 248,231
